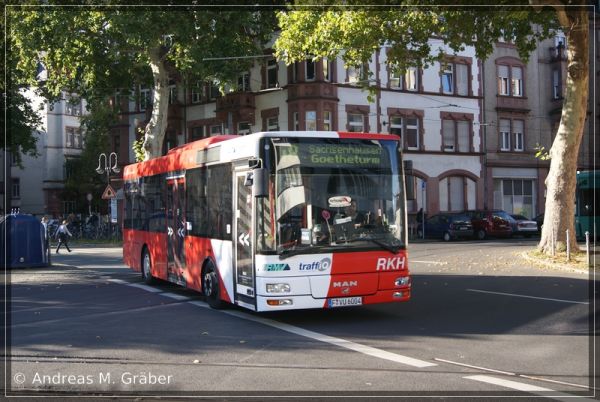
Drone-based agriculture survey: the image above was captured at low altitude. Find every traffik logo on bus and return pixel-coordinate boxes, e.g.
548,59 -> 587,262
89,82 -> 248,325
376,256 -> 406,271
298,257 -> 331,271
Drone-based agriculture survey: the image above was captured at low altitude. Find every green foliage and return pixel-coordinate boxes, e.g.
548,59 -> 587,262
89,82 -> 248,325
132,133 -> 145,163
63,99 -> 113,214
275,3 -> 558,83
534,143 -> 551,161
8,4 -> 279,158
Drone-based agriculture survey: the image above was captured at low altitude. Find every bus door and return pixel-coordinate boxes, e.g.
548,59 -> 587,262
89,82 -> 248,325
234,168 -> 256,308
166,172 -> 187,286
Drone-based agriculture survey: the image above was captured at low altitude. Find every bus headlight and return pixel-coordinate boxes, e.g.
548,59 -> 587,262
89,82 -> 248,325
266,283 -> 291,293
395,277 -> 410,287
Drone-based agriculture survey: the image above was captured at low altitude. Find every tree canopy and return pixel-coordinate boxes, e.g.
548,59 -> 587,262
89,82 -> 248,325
8,4 -> 279,159
274,1 -> 590,255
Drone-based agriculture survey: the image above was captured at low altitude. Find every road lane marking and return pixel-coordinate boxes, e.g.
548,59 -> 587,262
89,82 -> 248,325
467,289 -> 589,305
465,375 -> 553,392
125,283 -> 163,293
113,279 -> 434,368
435,358 -> 515,376
436,358 -> 590,390
223,310 -> 437,368
162,292 -> 191,301
412,260 -> 446,265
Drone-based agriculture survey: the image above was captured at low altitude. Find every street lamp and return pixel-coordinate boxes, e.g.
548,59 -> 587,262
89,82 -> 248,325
96,152 -> 120,231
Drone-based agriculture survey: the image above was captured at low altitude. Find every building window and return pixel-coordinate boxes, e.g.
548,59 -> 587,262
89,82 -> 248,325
65,96 -> 82,116
12,178 -> 20,199
495,179 -> 535,218
442,118 -> 471,152
323,111 -> 332,131
405,67 -> 418,91
191,83 -> 203,103
390,65 -> 418,91
323,58 -> 332,82
442,62 -> 469,95
168,83 -> 177,104
266,116 -> 278,131
293,112 -> 299,131
238,72 -> 251,92
238,122 -> 251,135
11,150 -> 19,166
441,64 -> 453,94
347,113 -> 364,132
210,124 -> 222,136
348,64 -> 367,84
499,118 -> 525,152
511,66 -> 523,96
305,59 -> 316,81
208,82 -> 220,100
389,116 -> 420,150
498,65 -> 509,95
552,69 -> 561,99
513,120 -> 524,151
499,119 -> 511,151
266,58 -> 278,88
139,87 -> 152,111
389,67 -> 401,89
65,127 -> 82,149
305,111 -> 317,131
498,64 -> 524,97
191,126 -> 205,140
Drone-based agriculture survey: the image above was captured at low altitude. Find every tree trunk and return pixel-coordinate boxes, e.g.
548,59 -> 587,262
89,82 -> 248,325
538,7 -> 589,254
142,47 -> 170,161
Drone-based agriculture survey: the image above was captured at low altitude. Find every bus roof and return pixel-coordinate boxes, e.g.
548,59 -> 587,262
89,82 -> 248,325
123,131 -> 401,180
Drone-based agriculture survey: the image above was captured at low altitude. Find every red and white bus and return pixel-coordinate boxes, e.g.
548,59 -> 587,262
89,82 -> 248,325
123,131 -> 411,311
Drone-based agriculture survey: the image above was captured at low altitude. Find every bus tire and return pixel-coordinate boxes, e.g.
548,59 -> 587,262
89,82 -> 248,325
141,248 -> 156,285
203,260 -> 225,309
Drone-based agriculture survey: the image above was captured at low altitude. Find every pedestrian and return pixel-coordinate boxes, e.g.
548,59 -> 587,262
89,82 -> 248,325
54,220 -> 73,253
41,216 -> 51,261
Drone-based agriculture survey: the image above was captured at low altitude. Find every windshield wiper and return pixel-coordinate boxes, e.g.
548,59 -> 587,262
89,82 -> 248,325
345,236 -> 402,254
279,245 -> 325,260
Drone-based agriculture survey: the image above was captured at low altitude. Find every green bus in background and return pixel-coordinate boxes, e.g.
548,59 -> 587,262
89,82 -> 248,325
575,170 -> 599,242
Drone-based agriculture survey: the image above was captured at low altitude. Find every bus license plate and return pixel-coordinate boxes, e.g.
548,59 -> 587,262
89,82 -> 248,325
328,297 -> 363,308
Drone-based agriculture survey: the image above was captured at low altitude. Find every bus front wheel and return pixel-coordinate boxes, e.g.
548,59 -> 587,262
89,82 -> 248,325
203,261 -> 225,309
141,248 -> 156,285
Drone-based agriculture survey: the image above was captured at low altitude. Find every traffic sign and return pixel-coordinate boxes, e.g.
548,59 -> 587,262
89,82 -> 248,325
102,184 -> 117,199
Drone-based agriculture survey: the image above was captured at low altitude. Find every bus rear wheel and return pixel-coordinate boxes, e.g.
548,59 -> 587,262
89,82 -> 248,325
203,261 -> 225,309
141,248 -> 156,285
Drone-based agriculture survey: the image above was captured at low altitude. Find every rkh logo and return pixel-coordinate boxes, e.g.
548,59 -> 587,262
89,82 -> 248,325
376,256 -> 406,271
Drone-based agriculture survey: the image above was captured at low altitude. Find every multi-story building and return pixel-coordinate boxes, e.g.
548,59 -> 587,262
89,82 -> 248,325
482,24 -> 598,219
116,41 -> 484,229
8,88 -> 87,218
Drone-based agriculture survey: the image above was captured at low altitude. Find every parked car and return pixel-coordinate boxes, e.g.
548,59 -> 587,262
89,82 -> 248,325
510,214 -> 538,237
417,213 -> 473,241
463,210 -> 514,240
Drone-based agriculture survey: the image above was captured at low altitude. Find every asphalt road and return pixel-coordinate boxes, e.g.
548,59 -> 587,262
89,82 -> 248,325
7,239 -> 597,399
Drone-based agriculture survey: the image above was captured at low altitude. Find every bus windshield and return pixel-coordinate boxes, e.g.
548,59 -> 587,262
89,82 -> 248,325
256,137 -> 406,256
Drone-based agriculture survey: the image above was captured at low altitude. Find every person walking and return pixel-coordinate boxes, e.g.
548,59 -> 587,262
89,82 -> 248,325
41,216 -> 51,262
54,220 -> 73,253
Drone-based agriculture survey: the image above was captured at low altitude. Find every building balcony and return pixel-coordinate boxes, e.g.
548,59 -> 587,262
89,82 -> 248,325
287,81 -> 338,101
496,95 -> 530,112
215,92 -> 256,124
549,46 -> 567,62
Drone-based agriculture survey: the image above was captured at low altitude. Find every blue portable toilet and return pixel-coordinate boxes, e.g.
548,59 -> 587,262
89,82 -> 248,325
0,214 -> 49,268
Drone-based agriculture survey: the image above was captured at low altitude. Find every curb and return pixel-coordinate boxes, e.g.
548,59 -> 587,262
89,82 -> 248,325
519,251 -> 592,275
